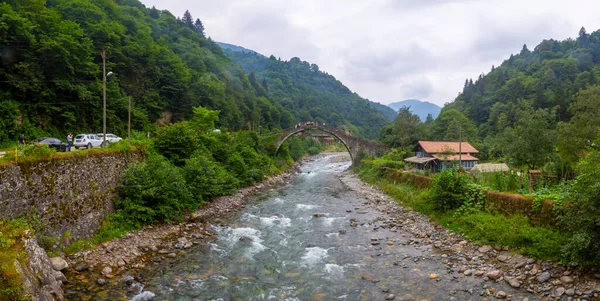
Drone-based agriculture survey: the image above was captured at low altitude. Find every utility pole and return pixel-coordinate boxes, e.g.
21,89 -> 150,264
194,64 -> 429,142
458,123 -> 462,170
128,96 -> 131,146
101,48 -> 107,146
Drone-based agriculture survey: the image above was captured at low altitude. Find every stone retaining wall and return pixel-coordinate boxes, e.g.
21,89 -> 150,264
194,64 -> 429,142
0,150 -> 145,244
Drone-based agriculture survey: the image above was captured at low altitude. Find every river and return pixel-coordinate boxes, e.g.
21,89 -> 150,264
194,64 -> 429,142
77,153 -> 541,301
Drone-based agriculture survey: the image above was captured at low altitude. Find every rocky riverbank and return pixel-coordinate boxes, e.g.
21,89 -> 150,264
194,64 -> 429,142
339,171 -> 600,301
62,162 -> 300,297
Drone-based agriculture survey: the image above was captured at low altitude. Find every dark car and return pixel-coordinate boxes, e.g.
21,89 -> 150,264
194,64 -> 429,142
33,137 -> 68,152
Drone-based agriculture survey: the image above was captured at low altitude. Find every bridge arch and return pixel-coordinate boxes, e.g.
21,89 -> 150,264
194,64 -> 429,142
275,126 -> 354,162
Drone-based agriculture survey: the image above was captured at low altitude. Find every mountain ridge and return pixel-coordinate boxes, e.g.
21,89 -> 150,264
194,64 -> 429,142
387,99 -> 441,121
218,42 -> 395,138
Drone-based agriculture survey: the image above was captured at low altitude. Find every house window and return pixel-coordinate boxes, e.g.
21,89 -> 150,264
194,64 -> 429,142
417,152 -> 424,158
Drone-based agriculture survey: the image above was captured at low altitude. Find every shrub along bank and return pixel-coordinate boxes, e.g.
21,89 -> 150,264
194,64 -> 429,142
92,107 -> 327,242
355,156 -> 570,263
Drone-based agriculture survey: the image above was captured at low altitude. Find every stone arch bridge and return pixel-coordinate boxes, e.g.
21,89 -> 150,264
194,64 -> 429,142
274,124 -> 390,165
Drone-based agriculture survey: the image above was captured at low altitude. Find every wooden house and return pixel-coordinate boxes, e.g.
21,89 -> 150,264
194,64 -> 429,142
404,141 -> 479,172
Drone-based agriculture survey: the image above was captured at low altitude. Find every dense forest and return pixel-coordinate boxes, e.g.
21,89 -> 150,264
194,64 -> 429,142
384,27 -> 600,175
219,44 -> 396,139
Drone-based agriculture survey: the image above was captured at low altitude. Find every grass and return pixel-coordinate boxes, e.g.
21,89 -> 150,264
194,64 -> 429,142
63,212 -> 137,255
0,219 -> 31,300
356,160 -> 570,261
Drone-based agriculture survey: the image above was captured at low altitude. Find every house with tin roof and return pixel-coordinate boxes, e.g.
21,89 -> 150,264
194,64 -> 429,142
404,141 -> 479,172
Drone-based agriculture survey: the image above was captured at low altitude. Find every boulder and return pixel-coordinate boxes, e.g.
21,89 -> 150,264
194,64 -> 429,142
478,245 -> 493,253
487,270 -> 502,280
50,257 -> 69,271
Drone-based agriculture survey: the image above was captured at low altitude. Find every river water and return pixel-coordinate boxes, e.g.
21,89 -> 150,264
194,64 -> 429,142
91,153 -> 540,301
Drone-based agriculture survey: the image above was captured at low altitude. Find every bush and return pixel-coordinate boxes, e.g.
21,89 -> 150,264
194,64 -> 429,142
429,168 -> 469,212
183,154 -> 239,200
154,122 -> 203,166
115,155 -> 195,226
560,138 -> 600,266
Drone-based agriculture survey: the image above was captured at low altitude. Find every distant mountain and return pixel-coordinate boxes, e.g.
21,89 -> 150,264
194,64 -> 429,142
216,42 -> 263,56
220,46 -> 393,139
368,101 -> 397,121
387,99 -> 441,121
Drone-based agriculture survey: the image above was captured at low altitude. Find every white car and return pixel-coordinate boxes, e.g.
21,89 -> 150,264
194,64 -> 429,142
96,133 -> 123,143
74,134 -> 104,149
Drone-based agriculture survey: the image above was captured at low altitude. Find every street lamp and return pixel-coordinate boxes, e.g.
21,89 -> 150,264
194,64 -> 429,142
101,49 -> 113,147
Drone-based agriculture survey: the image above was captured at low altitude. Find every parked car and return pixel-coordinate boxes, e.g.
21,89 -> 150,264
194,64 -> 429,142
32,137 -> 68,152
95,133 -> 123,143
73,134 -> 103,149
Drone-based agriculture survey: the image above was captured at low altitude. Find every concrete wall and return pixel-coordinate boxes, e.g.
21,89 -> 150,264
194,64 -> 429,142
0,150 -> 144,244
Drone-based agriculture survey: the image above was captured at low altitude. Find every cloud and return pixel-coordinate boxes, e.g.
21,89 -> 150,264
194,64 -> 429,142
141,0 -> 600,106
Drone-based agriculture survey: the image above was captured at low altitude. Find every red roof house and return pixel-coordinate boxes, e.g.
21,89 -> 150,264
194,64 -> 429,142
404,141 -> 479,172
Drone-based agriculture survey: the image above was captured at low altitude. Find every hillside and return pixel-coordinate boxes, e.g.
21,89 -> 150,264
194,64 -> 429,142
368,101 -> 397,121
387,99 -> 441,121
216,42 -> 263,56
220,46 -> 392,139
0,0 -> 294,146
443,27 -> 600,169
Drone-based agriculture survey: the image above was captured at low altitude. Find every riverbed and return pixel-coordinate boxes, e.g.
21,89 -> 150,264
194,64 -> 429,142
74,153 -> 540,301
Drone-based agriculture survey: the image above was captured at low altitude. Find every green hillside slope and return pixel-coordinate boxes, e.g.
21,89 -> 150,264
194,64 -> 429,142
221,48 -> 392,139
0,0 -> 293,145
444,27 -> 600,169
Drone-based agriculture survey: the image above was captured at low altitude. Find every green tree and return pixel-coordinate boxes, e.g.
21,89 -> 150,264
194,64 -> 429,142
379,107 -> 423,148
560,134 -> 600,266
191,106 -> 219,133
496,107 -> 556,169
194,18 -> 204,37
557,85 -> 600,164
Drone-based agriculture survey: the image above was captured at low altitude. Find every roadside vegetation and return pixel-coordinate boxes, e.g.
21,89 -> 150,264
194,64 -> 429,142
356,137 -> 600,266
56,106 -> 327,253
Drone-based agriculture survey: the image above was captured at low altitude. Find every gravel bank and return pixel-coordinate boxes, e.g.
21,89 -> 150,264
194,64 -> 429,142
339,171 -> 600,301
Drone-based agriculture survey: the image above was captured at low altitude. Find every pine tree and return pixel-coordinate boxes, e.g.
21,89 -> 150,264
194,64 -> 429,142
520,44 -> 530,56
194,18 -> 205,37
579,26 -> 588,47
150,6 -> 159,19
182,10 -> 194,30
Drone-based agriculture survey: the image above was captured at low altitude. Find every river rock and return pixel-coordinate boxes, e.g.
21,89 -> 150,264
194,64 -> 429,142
96,278 -> 106,286
560,275 -> 574,284
497,255 -> 509,262
101,266 -> 113,277
50,257 -> 69,271
384,294 -> 395,300
429,273 -> 439,279
338,229 -> 346,235
239,236 -> 253,242
487,270 -> 502,280
515,261 -> 527,268
566,288 -> 575,296
504,276 -> 521,288
555,287 -> 565,297
537,271 -> 551,283
495,291 -> 507,299
117,259 -> 126,267
464,270 -> 473,276
313,213 -> 325,218
55,271 -> 67,283
451,244 -> 463,252
478,245 -> 493,253
74,263 -> 89,272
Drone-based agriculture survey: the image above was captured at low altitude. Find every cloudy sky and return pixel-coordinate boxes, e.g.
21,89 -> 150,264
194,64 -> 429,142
141,0 -> 600,107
